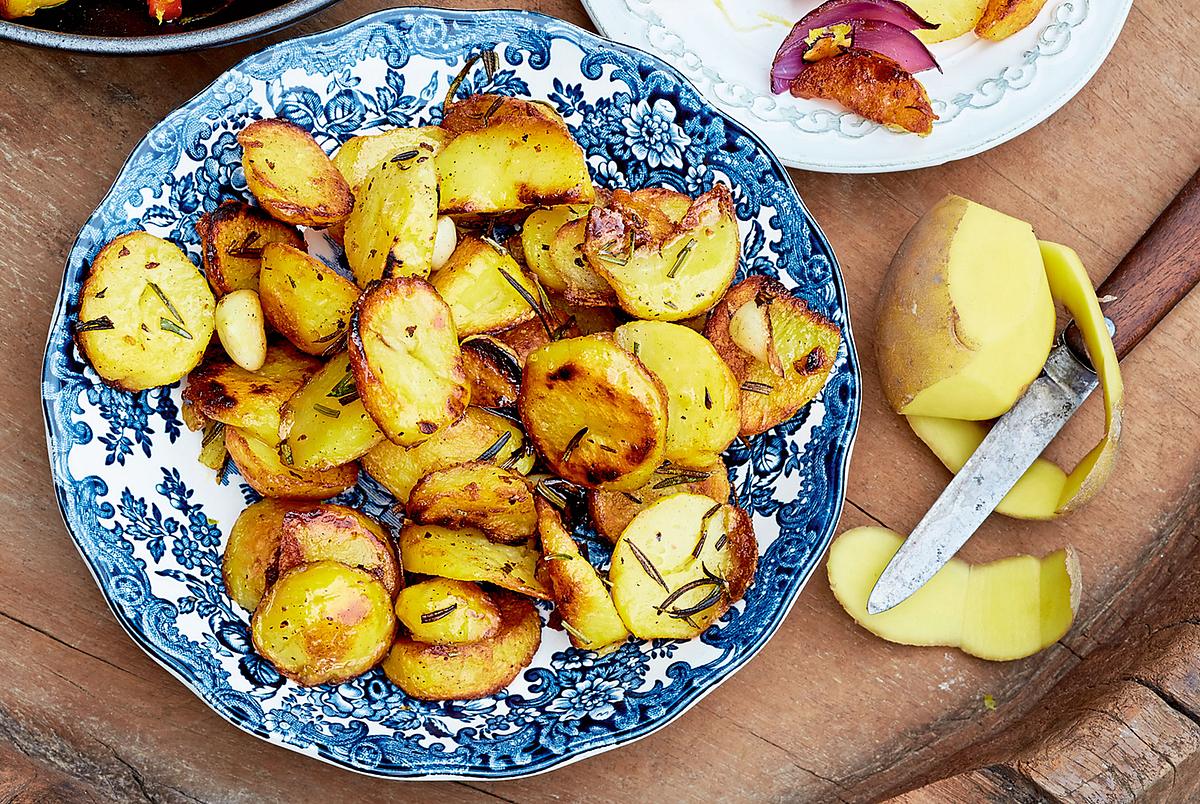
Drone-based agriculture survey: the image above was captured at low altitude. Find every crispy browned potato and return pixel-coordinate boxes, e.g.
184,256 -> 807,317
222,498 -> 319,610
975,0 -> 1048,40
225,426 -> 358,499
520,334 -> 667,491
273,504 -> 401,597
790,49 -> 937,136
585,185 -> 740,320
361,408 -> 535,503
258,243 -> 360,355
182,343 -> 321,445
279,352 -> 384,469
588,460 -> 731,542
382,589 -> 541,700
704,275 -> 841,436
349,277 -> 470,445
393,578 -> 500,645
537,500 -> 629,651
238,119 -> 353,227
408,462 -> 536,544
398,524 -> 551,600
196,200 -> 304,296
76,232 -> 216,391
610,493 -> 757,639
460,336 -> 521,407
431,237 -> 542,337
436,95 -> 594,216
494,304 -> 580,366
252,561 -> 395,686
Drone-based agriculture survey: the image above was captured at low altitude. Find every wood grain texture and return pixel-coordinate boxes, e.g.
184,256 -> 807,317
0,1 -> 1198,802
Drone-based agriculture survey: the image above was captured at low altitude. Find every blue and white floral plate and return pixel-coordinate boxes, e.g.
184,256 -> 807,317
41,8 -> 860,779
582,0 -> 1132,173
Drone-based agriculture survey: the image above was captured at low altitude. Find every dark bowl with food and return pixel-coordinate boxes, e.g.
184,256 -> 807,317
0,0 -> 340,54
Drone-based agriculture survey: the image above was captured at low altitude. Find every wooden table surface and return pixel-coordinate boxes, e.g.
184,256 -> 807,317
3,1 -> 1199,801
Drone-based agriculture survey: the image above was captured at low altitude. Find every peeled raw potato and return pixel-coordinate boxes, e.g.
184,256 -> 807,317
876,195 -> 1055,420
827,527 -> 1080,661
906,0 -> 989,43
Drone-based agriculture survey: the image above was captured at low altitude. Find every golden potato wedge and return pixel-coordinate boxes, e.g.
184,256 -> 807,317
196,200 -> 304,296
273,505 -> 400,597
333,126 -> 448,191
519,334 -> 667,491
0,0 -> 68,19
342,132 -> 441,286
183,343 -> 321,446
399,524 -> 551,600
349,277 -> 470,445
790,50 -> 936,136
361,408 -> 534,502
77,232 -> 216,391
537,499 -> 629,651
974,0 -> 1048,40
431,237 -> 543,337
704,276 -> 841,436
258,243 -> 360,355
436,94 -> 594,216
394,578 -> 500,645
617,187 -> 693,229
588,460 -> 731,542
238,119 -> 353,227
225,426 -> 358,499
908,0 -> 989,43
610,493 -> 757,639
222,498 -> 319,610
408,462 -> 536,544
382,589 -> 540,700
614,320 -> 740,468
278,352 -> 384,469
585,185 -> 739,321
252,561 -> 395,686
460,336 -> 521,407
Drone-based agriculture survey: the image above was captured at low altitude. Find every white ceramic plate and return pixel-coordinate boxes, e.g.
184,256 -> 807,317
581,0 -> 1131,173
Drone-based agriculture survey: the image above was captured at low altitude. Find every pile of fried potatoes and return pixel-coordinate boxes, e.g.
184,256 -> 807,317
74,90 -> 842,699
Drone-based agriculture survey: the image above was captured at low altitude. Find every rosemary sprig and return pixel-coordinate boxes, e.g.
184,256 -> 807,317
664,586 -> 724,620
561,426 -> 588,464
160,318 -> 193,339
595,229 -> 635,266
621,492 -> 644,505
481,95 -> 505,126
561,619 -> 591,645
652,473 -> 709,490
314,325 -> 346,343
497,264 -> 553,337
543,553 -> 575,562
481,48 -> 498,79
500,442 -> 532,470
148,282 -> 184,324
740,380 -> 774,395
313,403 -> 341,419
77,315 -> 115,332
444,52 -> 482,109
550,314 -> 577,341
535,478 -> 568,510
627,541 -> 668,592
389,149 -> 420,163
477,430 -> 512,462
327,371 -> 357,401
692,503 -> 724,559
226,231 -> 262,257
421,603 -> 458,624
666,238 -> 697,279
201,421 -> 225,448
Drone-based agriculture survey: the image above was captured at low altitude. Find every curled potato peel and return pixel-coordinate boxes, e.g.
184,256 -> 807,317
904,241 -> 1123,518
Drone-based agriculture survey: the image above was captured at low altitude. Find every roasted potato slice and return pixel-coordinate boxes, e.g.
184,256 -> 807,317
431,237 -> 542,337
349,277 -> 470,445
460,336 -> 521,407
394,578 -> 500,645
588,460 -> 731,542
399,524 -> 551,600
974,0 -> 1048,40
548,218 -> 619,307
436,94 -> 594,216
183,343 -> 321,445
258,243 -> 360,355
521,202 -> 593,293
519,334 -> 667,491
790,50 -> 936,136
252,561 -> 395,686
614,320 -> 741,468
225,426 -> 358,499
77,232 -> 216,391
238,119 -> 353,227
333,126 -> 448,191
585,185 -> 739,321
537,500 -> 629,651
273,505 -> 400,597
408,462 -> 536,544
610,493 -> 757,639
196,200 -> 304,296
382,589 -> 540,700
342,132 -> 441,286
279,352 -> 384,469
222,498 -> 319,610
704,276 -> 841,436
361,408 -> 534,503
617,187 -> 693,229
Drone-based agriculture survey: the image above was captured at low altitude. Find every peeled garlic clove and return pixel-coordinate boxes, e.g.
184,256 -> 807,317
215,289 -> 267,372
432,216 -> 458,272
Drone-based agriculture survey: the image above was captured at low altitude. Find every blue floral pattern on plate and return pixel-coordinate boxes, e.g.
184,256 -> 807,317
40,7 -> 861,779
